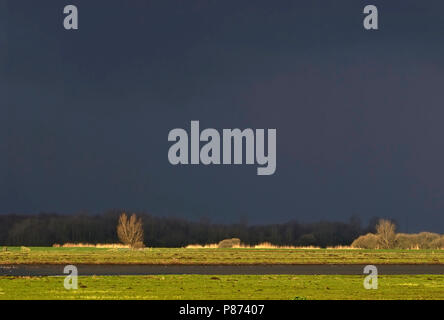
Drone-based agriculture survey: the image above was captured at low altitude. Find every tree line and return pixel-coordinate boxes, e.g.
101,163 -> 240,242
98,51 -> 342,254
0,210 -> 380,247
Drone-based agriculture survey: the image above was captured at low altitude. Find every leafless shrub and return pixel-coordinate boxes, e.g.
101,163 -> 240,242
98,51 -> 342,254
416,232 -> 441,249
395,233 -> 418,249
351,233 -> 380,249
352,221 -> 444,250
430,236 -> 444,249
217,238 -> 241,248
117,213 -> 145,249
376,219 -> 396,249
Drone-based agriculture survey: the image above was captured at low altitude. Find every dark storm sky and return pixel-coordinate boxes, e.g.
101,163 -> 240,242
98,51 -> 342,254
2,1 -> 444,232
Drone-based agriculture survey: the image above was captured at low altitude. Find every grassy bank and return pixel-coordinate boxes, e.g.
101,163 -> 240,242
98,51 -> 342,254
1,274 -> 443,300
1,247 -> 444,265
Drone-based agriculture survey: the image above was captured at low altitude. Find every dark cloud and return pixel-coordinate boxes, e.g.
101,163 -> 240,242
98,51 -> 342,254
2,1 -> 444,232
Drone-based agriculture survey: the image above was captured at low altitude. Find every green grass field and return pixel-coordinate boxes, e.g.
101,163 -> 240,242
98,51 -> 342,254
1,275 -> 443,300
1,247 -> 444,265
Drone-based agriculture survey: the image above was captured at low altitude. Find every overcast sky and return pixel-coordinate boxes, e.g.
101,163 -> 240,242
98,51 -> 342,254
2,1 -> 444,232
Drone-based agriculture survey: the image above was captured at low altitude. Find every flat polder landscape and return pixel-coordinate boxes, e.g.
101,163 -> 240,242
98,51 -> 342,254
1,247 -> 444,265
1,247 -> 444,300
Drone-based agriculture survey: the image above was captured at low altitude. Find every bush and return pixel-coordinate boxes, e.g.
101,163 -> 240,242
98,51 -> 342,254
351,233 -> 380,249
218,238 -> 241,248
376,219 -> 396,249
395,233 -> 418,249
354,230 -> 444,250
430,236 -> 444,249
395,232 -> 442,249
416,232 -> 441,249
117,213 -> 144,248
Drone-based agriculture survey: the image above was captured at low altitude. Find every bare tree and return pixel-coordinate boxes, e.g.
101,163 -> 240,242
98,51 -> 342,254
376,219 -> 396,249
117,213 -> 144,248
